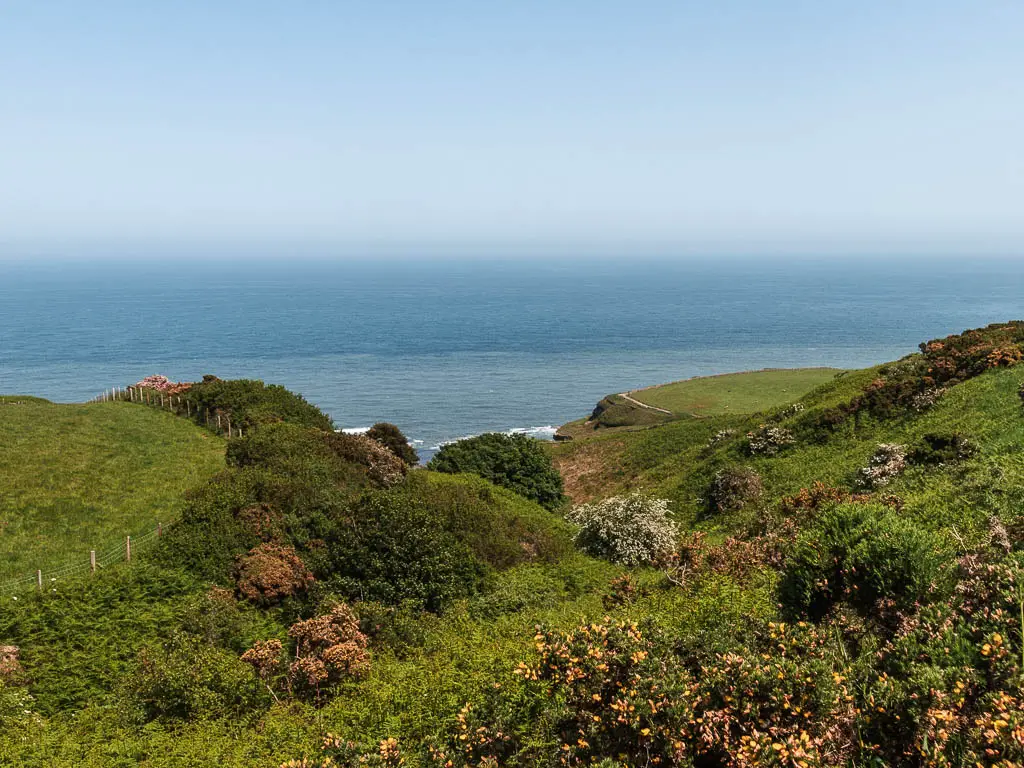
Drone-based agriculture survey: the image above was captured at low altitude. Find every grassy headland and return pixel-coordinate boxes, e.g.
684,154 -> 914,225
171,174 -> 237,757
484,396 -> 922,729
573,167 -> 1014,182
627,367 -> 846,415
556,367 -> 847,440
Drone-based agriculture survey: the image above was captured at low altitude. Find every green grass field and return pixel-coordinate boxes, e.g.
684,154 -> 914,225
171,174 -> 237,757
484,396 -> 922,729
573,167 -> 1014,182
0,397 -> 224,581
628,367 -> 847,416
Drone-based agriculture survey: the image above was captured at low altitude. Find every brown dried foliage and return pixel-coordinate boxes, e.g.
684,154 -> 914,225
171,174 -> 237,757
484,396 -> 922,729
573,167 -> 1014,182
327,432 -> 407,487
234,543 -> 314,605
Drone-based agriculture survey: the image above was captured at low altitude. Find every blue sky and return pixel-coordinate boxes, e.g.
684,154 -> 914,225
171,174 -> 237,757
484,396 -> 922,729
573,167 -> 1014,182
2,1 -> 1023,256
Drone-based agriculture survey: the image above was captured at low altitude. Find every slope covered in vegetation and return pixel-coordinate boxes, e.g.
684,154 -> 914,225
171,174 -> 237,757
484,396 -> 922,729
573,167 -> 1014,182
5,323 -> 1024,767
557,367 -> 845,438
0,397 -> 225,581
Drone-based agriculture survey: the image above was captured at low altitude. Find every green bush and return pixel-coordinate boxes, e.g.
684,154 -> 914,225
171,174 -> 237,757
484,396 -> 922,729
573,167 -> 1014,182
156,467 -> 281,584
321,473 -> 570,611
227,422 -> 394,491
324,488 -> 487,611
354,600 -> 436,658
183,377 -> 333,432
177,587 -> 277,654
122,635 -> 269,723
365,422 -> 419,465
779,503 -> 950,620
403,472 -> 571,569
428,433 -> 565,510
908,431 -> 979,466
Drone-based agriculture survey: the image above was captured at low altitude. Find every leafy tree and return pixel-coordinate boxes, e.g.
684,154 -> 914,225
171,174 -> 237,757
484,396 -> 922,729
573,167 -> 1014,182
324,489 -> 486,611
427,433 -> 565,510
366,422 -> 419,465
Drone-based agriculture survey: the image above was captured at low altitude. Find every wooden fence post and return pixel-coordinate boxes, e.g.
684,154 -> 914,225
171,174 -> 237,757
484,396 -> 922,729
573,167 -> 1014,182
37,570 -> 42,592
126,535 -> 131,563
90,551 -> 96,573
157,522 -> 163,537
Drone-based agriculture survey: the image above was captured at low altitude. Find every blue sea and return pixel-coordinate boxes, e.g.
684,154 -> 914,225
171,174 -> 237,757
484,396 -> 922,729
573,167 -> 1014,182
2,256 -> 1023,459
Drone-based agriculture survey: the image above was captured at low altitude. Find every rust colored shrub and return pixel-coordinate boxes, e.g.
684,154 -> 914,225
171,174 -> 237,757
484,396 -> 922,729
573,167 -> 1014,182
601,573 -> 646,609
236,503 -> 285,543
327,432 -> 407,487
242,603 -> 370,705
778,482 -> 849,517
0,645 -> 21,680
235,543 -> 314,605
240,639 -> 284,684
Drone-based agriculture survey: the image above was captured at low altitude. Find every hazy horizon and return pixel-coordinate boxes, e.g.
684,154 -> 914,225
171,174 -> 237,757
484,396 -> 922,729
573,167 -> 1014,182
4,2 -> 1023,256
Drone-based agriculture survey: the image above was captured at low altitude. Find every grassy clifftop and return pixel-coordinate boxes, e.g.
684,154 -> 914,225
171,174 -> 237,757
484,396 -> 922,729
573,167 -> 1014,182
557,367 -> 845,438
0,397 -> 225,580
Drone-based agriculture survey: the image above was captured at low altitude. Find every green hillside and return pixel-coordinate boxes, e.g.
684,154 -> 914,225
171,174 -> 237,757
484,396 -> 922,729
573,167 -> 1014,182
0,398 -> 225,581
5,326 -> 1024,767
628,367 -> 846,415
557,367 -> 847,438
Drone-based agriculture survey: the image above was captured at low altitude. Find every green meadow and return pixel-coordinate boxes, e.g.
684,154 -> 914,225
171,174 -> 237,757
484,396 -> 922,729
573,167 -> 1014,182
0,397 -> 224,581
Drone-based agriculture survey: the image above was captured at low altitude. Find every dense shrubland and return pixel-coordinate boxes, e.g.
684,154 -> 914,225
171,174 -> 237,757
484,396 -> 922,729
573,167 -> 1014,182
6,323 -> 1024,766
428,432 -> 566,510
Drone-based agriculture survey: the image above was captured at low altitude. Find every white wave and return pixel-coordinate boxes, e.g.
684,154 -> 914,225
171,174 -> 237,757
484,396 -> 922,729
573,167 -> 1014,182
507,425 -> 558,439
338,426 -> 371,435
427,425 -> 558,451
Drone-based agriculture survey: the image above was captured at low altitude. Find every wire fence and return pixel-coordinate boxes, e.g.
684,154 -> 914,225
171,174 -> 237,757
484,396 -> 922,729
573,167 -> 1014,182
89,384 -> 244,439
0,385 -> 233,598
0,521 -> 166,597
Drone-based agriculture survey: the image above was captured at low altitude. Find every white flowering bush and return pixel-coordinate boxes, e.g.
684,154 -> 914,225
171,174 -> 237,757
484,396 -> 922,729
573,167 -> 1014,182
704,428 -> 737,450
566,494 -> 678,565
774,402 -> 806,421
858,443 -> 908,489
746,425 -> 796,456
910,386 -> 946,412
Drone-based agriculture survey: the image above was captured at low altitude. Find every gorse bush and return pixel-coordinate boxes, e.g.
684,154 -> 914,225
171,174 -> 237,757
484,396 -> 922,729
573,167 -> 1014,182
427,617 -> 850,768
428,432 -> 565,510
365,422 -> 419,465
780,503 -> 950,620
567,494 -> 677,565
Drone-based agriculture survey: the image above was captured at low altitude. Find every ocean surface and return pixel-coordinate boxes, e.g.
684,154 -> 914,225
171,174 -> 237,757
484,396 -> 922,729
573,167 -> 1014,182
2,256 -> 1023,459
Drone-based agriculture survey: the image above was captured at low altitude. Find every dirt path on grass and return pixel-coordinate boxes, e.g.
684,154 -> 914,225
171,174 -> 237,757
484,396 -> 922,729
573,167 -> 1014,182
617,392 -> 673,415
